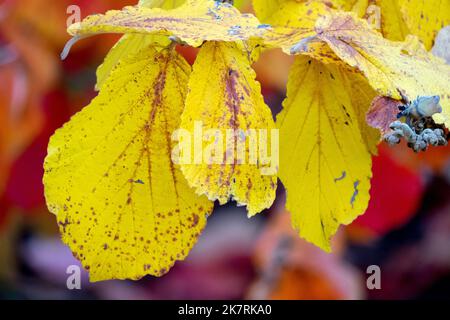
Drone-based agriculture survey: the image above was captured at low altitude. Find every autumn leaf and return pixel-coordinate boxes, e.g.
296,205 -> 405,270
252,0 -> 286,22
251,0 -> 357,24
346,69 -> 381,154
252,1 -> 344,65
307,12 -> 450,128
252,0 -> 335,28
66,0 -> 266,50
95,0 -> 185,90
44,46 -> 213,281
95,34 -> 161,90
44,0 -> 449,274
277,56 -> 376,251
179,41 -> 277,216
347,0 -> 450,50
259,9 -> 450,128
139,0 -> 185,8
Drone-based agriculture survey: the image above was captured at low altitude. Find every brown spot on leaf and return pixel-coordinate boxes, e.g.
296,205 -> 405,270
191,213 -> 200,228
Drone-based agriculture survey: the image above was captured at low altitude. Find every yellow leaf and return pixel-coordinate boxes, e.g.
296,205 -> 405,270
95,0 -> 185,90
252,0 -> 343,26
252,0 -> 286,22
346,69 -> 381,154
67,0 -> 266,48
251,2 -> 341,65
44,46 -> 213,282
313,12 -> 450,128
346,0 -> 395,33
277,56 -> 374,251
95,34 -> 159,91
348,0 -> 450,50
179,41 -> 277,216
399,0 -> 450,50
139,0 -> 185,8
370,0 -> 410,41
253,0 -> 336,53
346,0 -> 371,16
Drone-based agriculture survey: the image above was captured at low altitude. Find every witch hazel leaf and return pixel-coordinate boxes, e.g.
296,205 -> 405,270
65,0 -> 267,52
346,69 -> 381,154
44,46 -> 213,282
252,0 -> 352,25
179,41 -> 277,217
265,11 -> 450,126
347,0 -> 409,41
139,0 -> 186,8
252,0 -> 286,22
96,34 -> 160,91
391,0 -> 450,50
313,12 -> 450,129
277,56 -> 373,252
253,0 -> 335,28
95,0 -> 185,90
344,0 -> 450,50
343,0 -> 450,50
